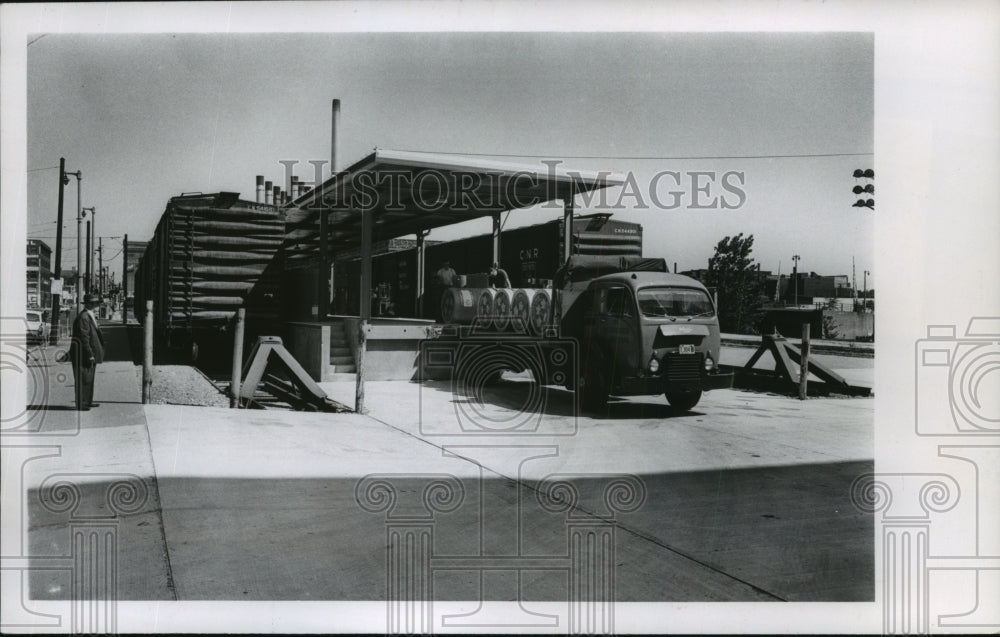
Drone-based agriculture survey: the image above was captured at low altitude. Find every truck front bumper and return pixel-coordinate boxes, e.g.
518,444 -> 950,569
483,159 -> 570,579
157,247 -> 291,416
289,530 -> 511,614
616,369 -> 734,395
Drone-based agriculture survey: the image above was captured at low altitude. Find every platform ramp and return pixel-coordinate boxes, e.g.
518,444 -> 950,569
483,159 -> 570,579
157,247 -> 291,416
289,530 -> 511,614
725,334 -> 871,397
239,336 -> 350,411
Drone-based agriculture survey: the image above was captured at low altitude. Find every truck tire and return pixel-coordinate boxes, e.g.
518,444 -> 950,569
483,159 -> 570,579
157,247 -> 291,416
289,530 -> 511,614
665,389 -> 701,412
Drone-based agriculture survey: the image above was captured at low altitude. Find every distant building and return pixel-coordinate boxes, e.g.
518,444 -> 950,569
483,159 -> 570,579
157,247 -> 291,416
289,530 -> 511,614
679,268 -> 710,283
124,240 -> 149,302
802,274 -> 852,299
26,239 -> 52,309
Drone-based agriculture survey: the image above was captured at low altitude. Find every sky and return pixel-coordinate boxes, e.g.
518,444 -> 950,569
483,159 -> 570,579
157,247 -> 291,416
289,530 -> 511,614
26,32 -> 873,287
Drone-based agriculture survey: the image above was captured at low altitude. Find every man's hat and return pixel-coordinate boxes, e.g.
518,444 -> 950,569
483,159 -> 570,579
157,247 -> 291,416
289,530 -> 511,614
84,293 -> 101,305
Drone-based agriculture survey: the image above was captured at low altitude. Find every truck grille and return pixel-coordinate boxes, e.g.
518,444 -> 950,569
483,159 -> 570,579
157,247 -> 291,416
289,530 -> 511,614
664,353 -> 702,383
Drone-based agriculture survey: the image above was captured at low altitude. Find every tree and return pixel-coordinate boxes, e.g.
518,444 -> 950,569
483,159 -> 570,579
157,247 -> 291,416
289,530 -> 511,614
822,298 -> 841,340
706,233 -> 767,334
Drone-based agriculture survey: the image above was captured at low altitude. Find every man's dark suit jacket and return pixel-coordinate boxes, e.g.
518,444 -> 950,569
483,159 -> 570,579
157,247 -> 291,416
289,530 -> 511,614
69,310 -> 104,364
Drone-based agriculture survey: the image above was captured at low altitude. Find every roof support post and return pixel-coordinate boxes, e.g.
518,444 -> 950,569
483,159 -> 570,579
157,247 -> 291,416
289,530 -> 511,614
356,206 -> 374,414
415,230 -> 427,318
492,212 -> 502,266
554,188 -> 576,330
562,189 -> 574,263
318,209 -> 330,319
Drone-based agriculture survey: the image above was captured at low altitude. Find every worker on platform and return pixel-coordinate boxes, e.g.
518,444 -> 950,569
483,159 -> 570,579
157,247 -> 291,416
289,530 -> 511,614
488,261 -> 511,289
435,260 -> 457,288
432,261 -> 458,321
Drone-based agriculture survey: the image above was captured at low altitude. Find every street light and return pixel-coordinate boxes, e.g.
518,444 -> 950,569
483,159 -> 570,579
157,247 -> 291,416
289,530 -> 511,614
65,170 -> 82,312
863,270 -> 870,313
792,254 -> 801,307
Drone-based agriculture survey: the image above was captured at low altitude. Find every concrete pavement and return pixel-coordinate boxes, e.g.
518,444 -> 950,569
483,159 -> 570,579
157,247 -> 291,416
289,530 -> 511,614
17,334 -> 874,609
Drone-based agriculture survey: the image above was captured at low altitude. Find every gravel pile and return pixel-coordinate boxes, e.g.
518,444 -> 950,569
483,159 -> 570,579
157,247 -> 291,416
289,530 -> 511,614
137,365 -> 230,407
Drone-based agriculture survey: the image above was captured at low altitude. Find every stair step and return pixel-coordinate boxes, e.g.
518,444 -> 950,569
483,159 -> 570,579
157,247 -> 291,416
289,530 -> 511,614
333,364 -> 356,373
327,372 -> 357,382
330,346 -> 352,356
330,355 -> 354,365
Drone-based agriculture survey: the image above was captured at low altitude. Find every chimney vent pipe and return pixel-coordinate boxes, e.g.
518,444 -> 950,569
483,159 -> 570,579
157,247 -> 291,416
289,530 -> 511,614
331,99 -> 341,175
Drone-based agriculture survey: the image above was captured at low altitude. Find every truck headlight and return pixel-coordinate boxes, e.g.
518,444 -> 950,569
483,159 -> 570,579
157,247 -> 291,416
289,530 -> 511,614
704,355 -> 714,371
648,357 -> 660,373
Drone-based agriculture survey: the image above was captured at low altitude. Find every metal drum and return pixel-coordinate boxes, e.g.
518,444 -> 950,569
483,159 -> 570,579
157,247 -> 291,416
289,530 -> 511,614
492,288 -> 515,331
440,288 -> 480,324
529,288 -> 553,336
475,288 -> 497,328
510,288 -> 534,333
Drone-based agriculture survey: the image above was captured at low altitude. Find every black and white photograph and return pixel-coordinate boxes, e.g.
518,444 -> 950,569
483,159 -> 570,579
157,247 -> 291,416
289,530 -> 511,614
1,2 -> 997,634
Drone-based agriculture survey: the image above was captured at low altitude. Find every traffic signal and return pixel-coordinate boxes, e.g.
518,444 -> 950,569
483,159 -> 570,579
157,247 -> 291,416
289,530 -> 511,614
852,169 -> 874,209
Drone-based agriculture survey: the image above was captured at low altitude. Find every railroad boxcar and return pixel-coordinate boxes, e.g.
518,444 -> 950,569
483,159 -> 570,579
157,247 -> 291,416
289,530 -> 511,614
133,192 -> 285,361
332,213 -> 642,318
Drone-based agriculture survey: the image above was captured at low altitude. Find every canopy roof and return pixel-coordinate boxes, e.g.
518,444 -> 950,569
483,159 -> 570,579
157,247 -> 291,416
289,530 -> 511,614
282,149 -> 625,260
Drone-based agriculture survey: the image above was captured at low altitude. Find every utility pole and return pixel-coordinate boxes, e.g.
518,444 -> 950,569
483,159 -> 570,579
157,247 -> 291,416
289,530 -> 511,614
863,270 -> 869,313
122,234 -> 128,325
85,220 -> 92,295
66,169 -> 82,312
852,256 -> 857,310
98,238 -> 103,297
49,158 -> 66,344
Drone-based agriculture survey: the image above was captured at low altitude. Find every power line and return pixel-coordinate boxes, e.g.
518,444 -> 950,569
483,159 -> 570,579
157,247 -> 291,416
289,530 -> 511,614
27,165 -> 60,173
394,149 -> 874,161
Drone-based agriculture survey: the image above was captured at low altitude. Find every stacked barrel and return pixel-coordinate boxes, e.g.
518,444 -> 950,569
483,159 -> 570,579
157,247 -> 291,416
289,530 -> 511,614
134,193 -> 285,333
440,287 -> 553,336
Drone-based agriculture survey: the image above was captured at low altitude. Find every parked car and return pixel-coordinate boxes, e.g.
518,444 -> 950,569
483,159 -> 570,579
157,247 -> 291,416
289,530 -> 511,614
25,309 -> 49,344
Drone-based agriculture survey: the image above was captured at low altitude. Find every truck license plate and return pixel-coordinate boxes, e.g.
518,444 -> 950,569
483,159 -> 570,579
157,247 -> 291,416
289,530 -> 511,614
678,344 -> 695,354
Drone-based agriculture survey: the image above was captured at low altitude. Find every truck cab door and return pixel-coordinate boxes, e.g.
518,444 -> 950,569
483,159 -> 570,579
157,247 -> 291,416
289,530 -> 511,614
586,285 -> 639,388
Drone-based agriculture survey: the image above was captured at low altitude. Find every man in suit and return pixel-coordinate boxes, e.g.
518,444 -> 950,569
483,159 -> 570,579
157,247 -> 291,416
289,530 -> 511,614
68,293 -> 105,411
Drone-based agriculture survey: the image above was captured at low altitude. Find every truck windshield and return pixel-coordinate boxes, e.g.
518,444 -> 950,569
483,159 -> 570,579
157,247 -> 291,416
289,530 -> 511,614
637,287 -> 714,318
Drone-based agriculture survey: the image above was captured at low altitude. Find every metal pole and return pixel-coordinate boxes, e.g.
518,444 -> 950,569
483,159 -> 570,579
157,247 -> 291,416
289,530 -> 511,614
85,220 -> 91,295
415,230 -> 426,317
318,209 -> 329,318
98,237 -> 103,297
142,300 -> 153,404
492,213 -> 501,265
91,209 -> 96,295
72,172 -> 82,313
799,322 -> 810,400
356,206 -> 373,414
230,307 -> 246,408
331,99 -> 341,175
50,158 -> 65,344
122,234 -> 128,325
791,254 -> 800,308
862,270 -> 868,313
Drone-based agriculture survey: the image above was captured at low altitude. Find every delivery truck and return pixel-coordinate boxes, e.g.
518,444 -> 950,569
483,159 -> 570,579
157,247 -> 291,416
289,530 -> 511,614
422,255 -> 733,412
